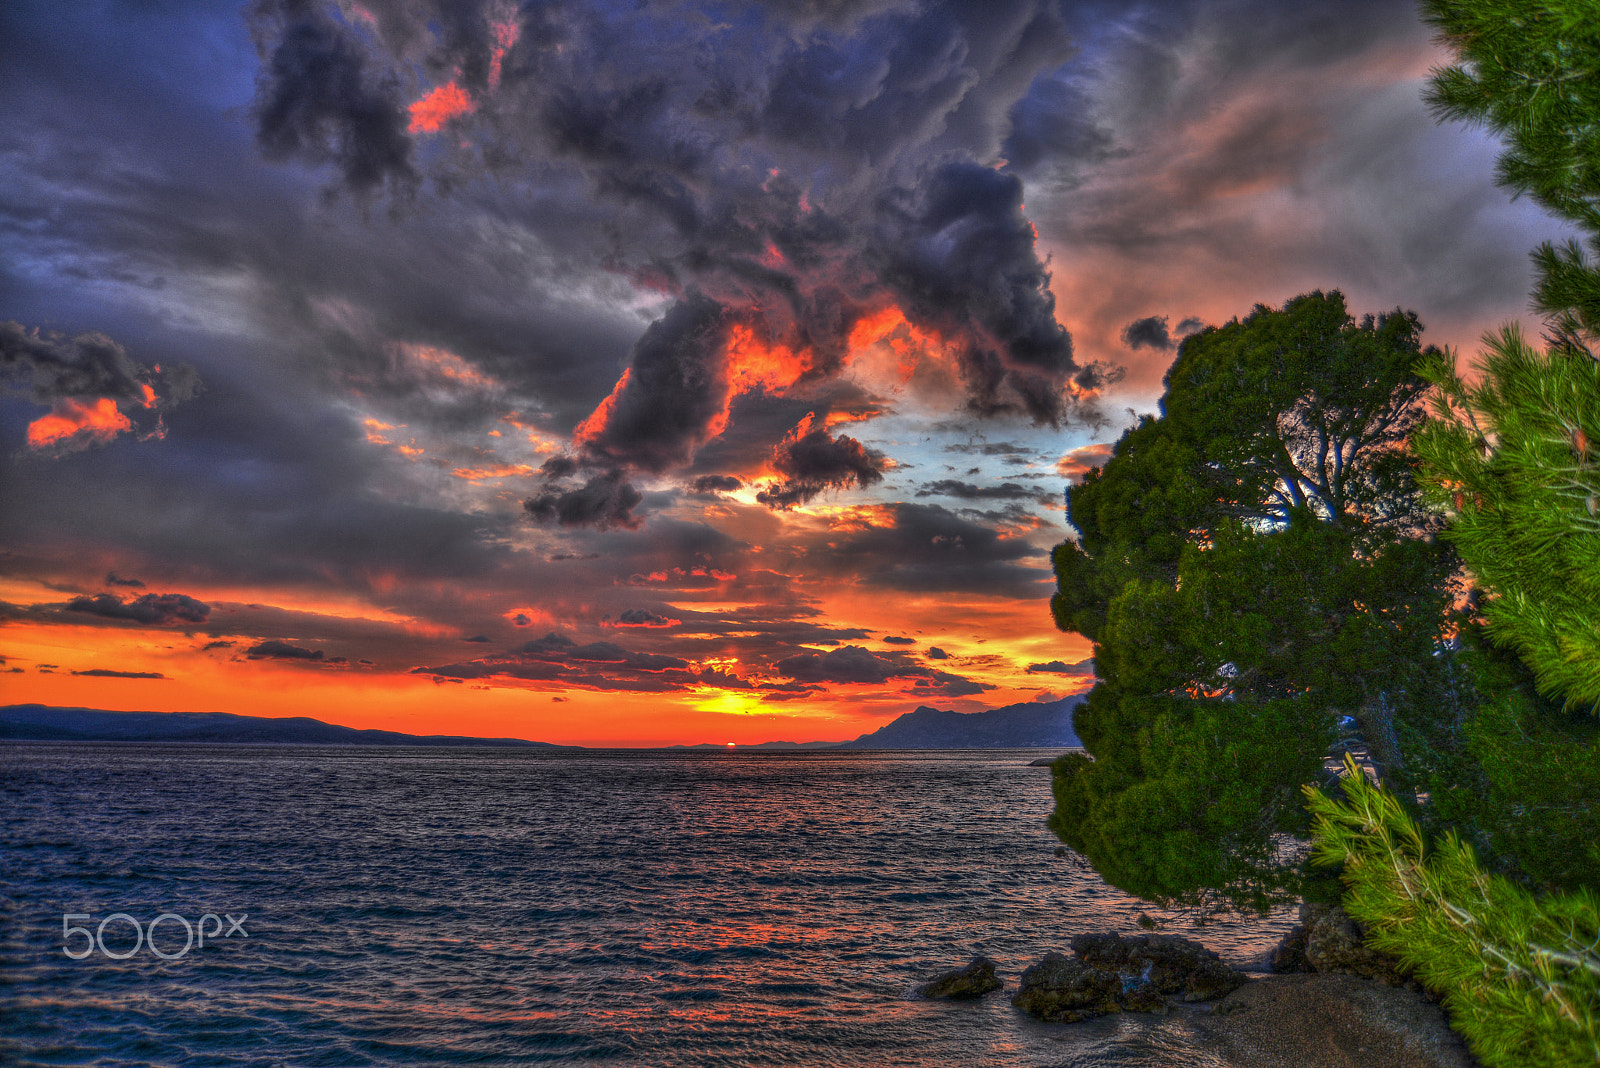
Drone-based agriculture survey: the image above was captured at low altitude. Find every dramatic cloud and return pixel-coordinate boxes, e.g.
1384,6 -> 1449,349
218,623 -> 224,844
243,0 -> 1113,479
756,413 -> 887,510
0,0 -> 1557,742
573,296 -> 736,473
524,470 -> 643,531
249,0 -> 414,195
67,592 -> 211,625
1,322 -> 200,452
876,160 -> 1106,422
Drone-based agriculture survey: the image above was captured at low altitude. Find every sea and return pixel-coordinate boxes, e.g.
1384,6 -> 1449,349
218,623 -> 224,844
0,744 -> 1297,1067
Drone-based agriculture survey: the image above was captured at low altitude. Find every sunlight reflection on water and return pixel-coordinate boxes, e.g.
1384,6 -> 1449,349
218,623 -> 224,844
0,745 -> 1293,1066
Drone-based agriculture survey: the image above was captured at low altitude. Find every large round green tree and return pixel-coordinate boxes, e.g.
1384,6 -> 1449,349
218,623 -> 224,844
1048,291 -> 1458,909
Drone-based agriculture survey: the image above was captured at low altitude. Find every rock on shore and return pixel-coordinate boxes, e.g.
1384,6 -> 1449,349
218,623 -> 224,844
1186,972 -> 1479,1068
1271,903 -> 1411,985
914,955 -> 1002,999
1012,933 -> 1246,1022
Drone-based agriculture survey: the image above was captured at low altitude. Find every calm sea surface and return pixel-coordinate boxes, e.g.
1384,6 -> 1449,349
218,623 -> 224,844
0,744 -> 1295,1066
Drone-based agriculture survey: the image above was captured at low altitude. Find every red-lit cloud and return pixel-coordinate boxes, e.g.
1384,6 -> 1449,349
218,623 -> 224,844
26,398 -> 133,449
408,82 -> 474,134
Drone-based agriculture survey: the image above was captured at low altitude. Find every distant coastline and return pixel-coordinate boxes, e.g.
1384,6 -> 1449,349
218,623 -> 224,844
0,705 -> 567,748
2,695 -> 1085,750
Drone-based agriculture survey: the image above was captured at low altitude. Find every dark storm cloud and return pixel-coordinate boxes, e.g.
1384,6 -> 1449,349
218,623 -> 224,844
800,502 -> 1048,598
916,480 -> 1048,502
1002,76 -> 1115,174
874,160 -> 1101,421
244,0 -> 1110,468
615,609 -> 677,628
2,322 -> 153,404
524,469 -> 643,531
1121,316 -> 1174,351
776,645 -> 908,684
908,674 -> 989,698
0,322 -> 201,448
539,455 -> 579,480
573,295 -> 732,473
1028,657 -> 1096,676
882,635 -> 915,645
246,639 -> 326,660
756,420 -> 886,510
774,644 -> 989,695
72,668 -> 166,679
414,631 -> 734,693
248,0 -> 414,196
927,647 -> 949,659
688,474 -> 742,495
67,592 -> 211,625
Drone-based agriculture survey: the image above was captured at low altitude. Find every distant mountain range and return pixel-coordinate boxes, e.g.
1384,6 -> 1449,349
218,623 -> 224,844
2,694 -> 1088,749
833,695 -> 1084,748
0,705 -> 563,747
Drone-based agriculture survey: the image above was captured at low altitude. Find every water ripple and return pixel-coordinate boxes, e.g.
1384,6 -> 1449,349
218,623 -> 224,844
1,744 -> 1293,1066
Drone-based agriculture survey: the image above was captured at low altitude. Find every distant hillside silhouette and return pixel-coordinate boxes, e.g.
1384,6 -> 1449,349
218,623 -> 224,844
834,695 -> 1085,748
0,705 -> 563,747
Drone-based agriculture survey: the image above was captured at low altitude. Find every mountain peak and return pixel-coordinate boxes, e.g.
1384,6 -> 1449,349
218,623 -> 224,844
835,694 -> 1085,749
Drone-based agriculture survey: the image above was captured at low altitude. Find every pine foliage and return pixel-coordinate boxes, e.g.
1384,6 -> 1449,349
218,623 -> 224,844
1413,328 -> 1600,708
1421,0 -> 1600,341
1308,756 -> 1600,1067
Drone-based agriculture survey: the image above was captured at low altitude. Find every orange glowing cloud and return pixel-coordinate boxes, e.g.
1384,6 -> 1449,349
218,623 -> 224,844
27,398 -> 132,449
846,305 -> 943,380
450,463 -> 536,482
1055,442 -> 1115,483
572,367 -> 630,447
408,82 -> 474,134
400,342 -> 497,390
725,323 -> 811,396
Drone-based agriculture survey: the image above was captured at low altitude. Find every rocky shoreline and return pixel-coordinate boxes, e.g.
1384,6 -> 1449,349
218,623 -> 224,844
913,905 -> 1480,1068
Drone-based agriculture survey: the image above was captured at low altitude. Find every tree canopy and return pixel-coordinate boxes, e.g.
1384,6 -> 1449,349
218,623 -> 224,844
1048,291 -> 1457,908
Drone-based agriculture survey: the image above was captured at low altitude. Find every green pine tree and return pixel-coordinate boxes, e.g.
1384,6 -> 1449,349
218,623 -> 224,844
1300,5 -> 1600,1062
1047,291 -> 1458,909
1413,329 -> 1600,707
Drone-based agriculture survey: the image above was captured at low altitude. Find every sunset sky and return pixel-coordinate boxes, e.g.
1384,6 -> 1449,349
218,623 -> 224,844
0,0 -> 1573,745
